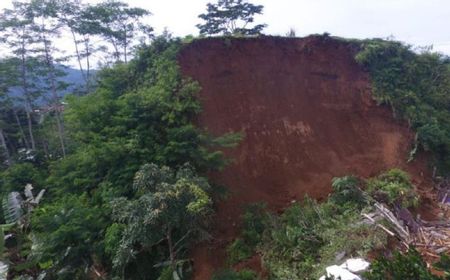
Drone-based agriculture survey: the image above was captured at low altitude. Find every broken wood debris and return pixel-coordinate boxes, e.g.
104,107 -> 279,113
362,202 -> 450,257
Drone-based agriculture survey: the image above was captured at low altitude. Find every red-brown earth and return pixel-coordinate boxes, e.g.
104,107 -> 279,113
178,35 -> 435,280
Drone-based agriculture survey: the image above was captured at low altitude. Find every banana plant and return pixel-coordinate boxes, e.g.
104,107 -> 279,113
0,184 -> 45,257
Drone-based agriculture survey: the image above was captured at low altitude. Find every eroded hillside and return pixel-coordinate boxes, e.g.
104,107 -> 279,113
178,36 -> 432,279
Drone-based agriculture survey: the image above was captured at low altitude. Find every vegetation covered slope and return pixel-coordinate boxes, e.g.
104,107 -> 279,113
355,39 -> 450,173
0,35 -> 240,279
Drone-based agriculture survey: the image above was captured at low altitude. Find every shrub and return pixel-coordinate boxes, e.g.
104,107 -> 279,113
366,169 -> 419,208
227,203 -> 268,265
0,163 -> 45,194
227,238 -> 254,265
364,248 -> 442,280
259,199 -> 326,279
329,176 -> 366,209
241,203 -> 267,247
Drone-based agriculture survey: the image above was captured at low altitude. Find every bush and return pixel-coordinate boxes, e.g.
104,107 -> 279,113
329,176 -> 366,209
241,203 -> 267,248
364,248 -> 442,280
227,238 -> 254,265
0,163 -> 45,194
259,199 -> 326,279
227,203 -> 268,265
367,169 -> 419,208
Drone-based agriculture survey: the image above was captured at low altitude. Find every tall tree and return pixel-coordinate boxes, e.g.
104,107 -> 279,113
55,0 -> 100,93
29,0 -> 68,157
197,0 -> 267,36
0,58 -> 29,157
0,92 -> 12,165
0,2 -> 42,151
0,125 -> 10,166
81,0 -> 153,63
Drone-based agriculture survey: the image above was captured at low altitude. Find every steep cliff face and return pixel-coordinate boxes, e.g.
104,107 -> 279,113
178,36 -> 428,279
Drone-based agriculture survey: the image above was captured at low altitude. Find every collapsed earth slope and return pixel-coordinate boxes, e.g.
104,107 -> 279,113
178,36 -> 430,279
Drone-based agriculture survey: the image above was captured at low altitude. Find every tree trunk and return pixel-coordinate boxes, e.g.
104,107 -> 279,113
111,39 -> 120,62
42,28 -> 66,158
166,227 -> 180,279
70,28 -> 88,89
13,109 -> 30,150
26,110 -> 36,150
54,111 -> 66,158
41,139 -> 50,160
84,36 -> 91,93
20,35 -> 36,150
0,129 -> 11,166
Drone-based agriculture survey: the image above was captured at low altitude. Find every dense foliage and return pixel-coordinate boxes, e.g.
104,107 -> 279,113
366,168 -> 419,208
364,248 -> 445,280
0,32 -> 240,279
197,0 -> 267,36
356,40 -> 450,174
110,163 -> 213,278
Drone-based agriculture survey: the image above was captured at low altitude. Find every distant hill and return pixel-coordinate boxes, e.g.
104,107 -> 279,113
8,65 -> 96,106
63,66 -> 86,89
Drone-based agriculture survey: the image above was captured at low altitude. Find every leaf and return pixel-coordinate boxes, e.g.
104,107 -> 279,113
2,192 -> 23,224
34,189 -> 46,204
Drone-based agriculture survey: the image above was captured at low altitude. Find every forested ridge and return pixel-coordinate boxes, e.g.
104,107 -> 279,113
0,0 -> 449,280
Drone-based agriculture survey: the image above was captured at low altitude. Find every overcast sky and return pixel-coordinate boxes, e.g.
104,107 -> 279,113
1,0 -> 449,55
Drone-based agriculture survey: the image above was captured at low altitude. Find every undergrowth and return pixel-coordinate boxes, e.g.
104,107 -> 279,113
364,248 -> 449,280
220,169 -> 423,279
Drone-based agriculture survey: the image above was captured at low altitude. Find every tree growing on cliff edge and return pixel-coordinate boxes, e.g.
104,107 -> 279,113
197,0 -> 267,36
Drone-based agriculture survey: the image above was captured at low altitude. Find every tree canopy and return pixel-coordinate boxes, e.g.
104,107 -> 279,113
197,0 -> 267,36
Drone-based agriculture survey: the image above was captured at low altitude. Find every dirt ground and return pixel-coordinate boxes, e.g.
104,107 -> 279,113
178,36 -> 435,279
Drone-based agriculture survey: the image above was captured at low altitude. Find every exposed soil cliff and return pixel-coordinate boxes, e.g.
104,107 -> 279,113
178,36 -> 432,279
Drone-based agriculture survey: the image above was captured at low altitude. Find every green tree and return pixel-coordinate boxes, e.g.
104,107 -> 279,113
0,2 -> 43,152
197,0 -> 267,36
81,0 -> 153,63
29,0 -> 69,158
110,163 -> 213,279
31,194 -> 108,279
55,0 -> 97,93
29,35 -> 239,278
